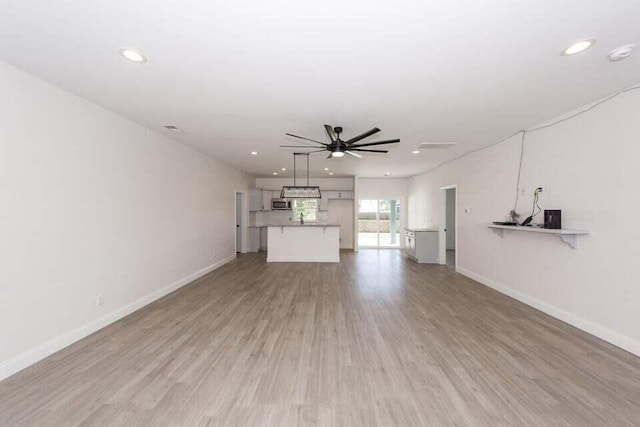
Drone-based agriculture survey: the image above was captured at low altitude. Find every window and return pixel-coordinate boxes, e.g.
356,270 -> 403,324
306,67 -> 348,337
292,199 -> 318,222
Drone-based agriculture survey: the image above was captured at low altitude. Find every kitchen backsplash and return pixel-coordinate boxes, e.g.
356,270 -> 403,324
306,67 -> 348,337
250,210 -> 329,226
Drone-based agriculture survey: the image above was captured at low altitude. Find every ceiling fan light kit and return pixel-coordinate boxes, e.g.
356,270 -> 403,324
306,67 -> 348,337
282,125 -> 400,160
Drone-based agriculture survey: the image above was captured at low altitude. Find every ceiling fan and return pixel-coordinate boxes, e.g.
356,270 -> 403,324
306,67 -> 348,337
280,125 -> 400,159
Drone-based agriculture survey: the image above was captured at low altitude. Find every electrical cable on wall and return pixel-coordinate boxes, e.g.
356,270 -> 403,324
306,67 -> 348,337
421,84 -> 640,218
510,130 -> 526,219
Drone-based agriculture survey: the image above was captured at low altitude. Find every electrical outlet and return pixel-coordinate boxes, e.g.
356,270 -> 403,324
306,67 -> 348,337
96,294 -> 104,307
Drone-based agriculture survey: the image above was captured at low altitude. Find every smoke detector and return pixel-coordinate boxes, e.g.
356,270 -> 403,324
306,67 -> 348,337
608,44 -> 634,62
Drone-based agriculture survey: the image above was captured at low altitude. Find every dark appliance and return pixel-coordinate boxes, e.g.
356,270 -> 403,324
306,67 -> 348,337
544,210 -> 561,229
271,199 -> 292,210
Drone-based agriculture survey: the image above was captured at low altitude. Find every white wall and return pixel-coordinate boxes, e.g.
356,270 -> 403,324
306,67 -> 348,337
446,189 -> 456,250
254,177 -> 354,191
0,61 -> 253,380
357,178 -> 409,248
408,86 -> 640,356
328,199 -> 354,249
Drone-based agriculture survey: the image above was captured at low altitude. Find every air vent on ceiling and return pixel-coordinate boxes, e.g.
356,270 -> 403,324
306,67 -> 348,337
163,125 -> 183,133
417,142 -> 457,149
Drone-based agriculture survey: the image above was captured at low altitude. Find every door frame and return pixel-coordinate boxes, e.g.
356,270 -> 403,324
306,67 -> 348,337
235,191 -> 247,254
439,185 -> 457,267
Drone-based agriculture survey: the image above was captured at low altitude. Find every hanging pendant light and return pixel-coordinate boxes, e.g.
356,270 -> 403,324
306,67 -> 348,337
280,153 -> 322,199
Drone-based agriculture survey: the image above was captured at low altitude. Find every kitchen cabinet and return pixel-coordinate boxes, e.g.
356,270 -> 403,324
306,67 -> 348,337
262,190 -> 273,211
260,226 -> 268,251
248,227 -> 261,252
267,225 -> 340,263
405,230 -> 438,263
334,191 -> 353,200
248,189 -> 263,211
318,191 -> 353,211
323,191 -> 353,200
248,226 -> 268,252
405,231 -> 416,258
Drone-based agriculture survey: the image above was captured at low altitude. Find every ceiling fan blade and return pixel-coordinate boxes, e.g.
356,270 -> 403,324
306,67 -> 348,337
306,149 -> 328,153
349,139 -> 400,148
324,124 -> 336,142
280,145 -> 325,149
327,153 -> 333,159
285,133 -> 329,146
345,151 -> 362,158
344,127 -> 381,145
348,148 -> 389,153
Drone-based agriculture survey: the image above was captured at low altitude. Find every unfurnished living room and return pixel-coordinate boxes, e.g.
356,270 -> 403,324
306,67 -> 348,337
1,1 -> 640,426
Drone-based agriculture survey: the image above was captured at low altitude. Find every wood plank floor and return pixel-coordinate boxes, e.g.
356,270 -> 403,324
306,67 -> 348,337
1,250 -> 640,426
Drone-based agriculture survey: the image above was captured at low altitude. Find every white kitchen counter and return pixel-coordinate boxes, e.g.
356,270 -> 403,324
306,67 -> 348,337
267,225 -> 340,263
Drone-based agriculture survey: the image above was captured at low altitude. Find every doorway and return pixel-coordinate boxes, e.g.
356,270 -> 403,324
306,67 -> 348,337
235,192 -> 246,254
357,199 -> 401,248
439,186 -> 457,268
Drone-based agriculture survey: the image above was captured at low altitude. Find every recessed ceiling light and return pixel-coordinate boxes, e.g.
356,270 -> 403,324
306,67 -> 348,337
324,167 -> 329,171
561,39 -> 596,56
412,150 -> 420,154
384,172 -> 392,176
119,48 -> 147,63
250,151 -> 258,155
272,172 -> 278,175
608,44 -> 634,62
329,172 -> 334,175
163,125 -> 183,133
281,168 -> 286,171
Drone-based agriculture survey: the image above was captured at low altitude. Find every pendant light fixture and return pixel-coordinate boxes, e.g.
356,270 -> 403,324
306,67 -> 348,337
280,153 -> 322,199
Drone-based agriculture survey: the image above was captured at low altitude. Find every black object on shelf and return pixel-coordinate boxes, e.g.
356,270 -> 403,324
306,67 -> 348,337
544,210 -> 561,229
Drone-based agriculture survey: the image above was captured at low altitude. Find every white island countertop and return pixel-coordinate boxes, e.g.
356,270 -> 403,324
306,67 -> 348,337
251,224 -> 339,227
269,223 -> 339,227
267,225 -> 340,263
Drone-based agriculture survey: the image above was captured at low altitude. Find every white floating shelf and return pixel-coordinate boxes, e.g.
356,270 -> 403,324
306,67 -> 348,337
487,224 -> 590,249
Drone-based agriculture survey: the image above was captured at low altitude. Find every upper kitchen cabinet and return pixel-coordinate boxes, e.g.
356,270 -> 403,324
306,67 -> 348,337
323,191 -> 354,200
262,190 -> 275,211
319,191 -> 353,211
249,189 -> 284,211
248,189 -> 264,211
332,191 -> 353,200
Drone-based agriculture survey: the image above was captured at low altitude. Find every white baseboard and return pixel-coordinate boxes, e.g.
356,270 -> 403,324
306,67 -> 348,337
266,257 -> 340,263
0,254 -> 236,381
457,266 -> 640,357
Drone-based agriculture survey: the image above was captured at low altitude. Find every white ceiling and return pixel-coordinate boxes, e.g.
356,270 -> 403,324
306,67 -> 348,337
1,0 -> 639,178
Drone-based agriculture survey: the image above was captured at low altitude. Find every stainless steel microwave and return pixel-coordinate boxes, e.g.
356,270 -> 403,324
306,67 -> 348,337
271,198 -> 292,210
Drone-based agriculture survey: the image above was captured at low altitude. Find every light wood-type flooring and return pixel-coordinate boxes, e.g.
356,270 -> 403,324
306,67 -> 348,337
1,250 -> 640,426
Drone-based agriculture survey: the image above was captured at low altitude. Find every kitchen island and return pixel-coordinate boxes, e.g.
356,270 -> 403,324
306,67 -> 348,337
267,224 -> 340,263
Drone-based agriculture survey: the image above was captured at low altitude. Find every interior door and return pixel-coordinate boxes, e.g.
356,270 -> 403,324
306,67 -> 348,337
236,193 -> 242,253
